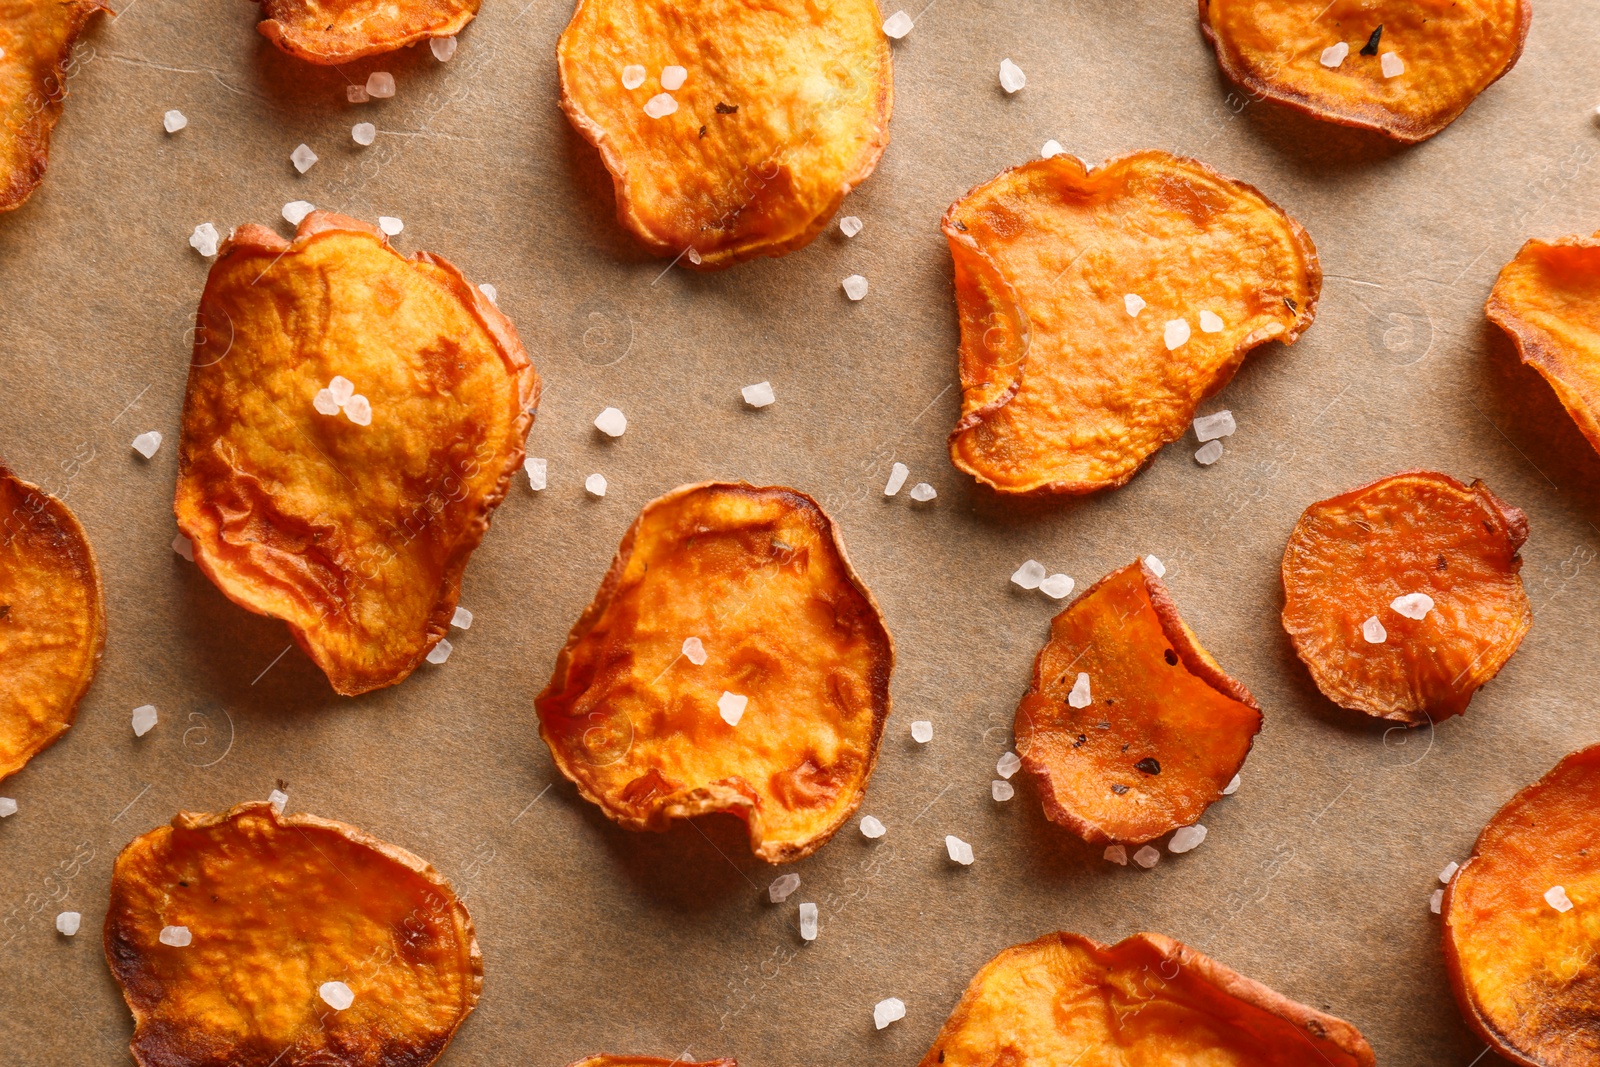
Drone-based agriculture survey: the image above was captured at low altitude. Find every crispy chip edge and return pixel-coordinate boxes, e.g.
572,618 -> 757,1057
255,0 -> 480,64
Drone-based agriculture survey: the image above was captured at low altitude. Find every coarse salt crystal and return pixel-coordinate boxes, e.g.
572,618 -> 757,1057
1195,440 -> 1224,465
352,122 -> 376,146
1164,318 -> 1191,349
132,705 -> 158,737
282,200 -> 315,225
430,35 -> 457,62
159,925 -> 192,947
799,901 -> 819,940
1362,615 -> 1387,643
478,283 -> 498,304
268,788 -> 288,813
1169,824 -> 1207,853
839,215 -> 863,237
769,873 -> 801,902
291,144 -> 318,174
173,535 -> 194,561
1199,310 -> 1225,333
320,981 -> 355,1010
1193,410 -> 1236,442
1067,672 -> 1091,708
1391,592 -> 1435,620
427,639 -> 453,664
313,389 -> 340,416
1012,560 -> 1046,589
882,10 -> 913,38
991,779 -> 1014,802
55,911 -> 81,936
1430,889 -> 1444,914
586,473 -> 608,497
842,274 -> 869,301
681,636 -> 707,665
742,381 -> 775,408
131,431 -> 163,459
1104,844 -> 1128,865
622,65 -> 647,90
378,216 -> 404,236
874,997 -> 906,1029
860,815 -> 886,838
1124,293 -> 1146,317
718,691 -> 748,726
366,72 -> 395,98
344,395 -> 372,426
189,222 -> 220,258
643,92 -> 678,118
1439,861 -> 1459,883
1320,42 -> 1349,68
660,65 -> 687,91
996,751 -> 1021,778
163,109 -> 187,133
451,606 -> 473,630
945,835 -> 974,865
1222,773 -> 1240,795
0,797 -> 15,817
1546,885 -> 1574,913
524,457 -> 547,490
909,482 -> 936,502
328,376 -> 355,405
1041,139 -> 1064,158
998,58 -> 1026,94
1143,555 -> 1165,578
1133,845 -> 1161,869
594,406 -> 627,437
347,84 -> 370,104
1380,51 -> 1404,78
884,462 -> 908,496
1039,573 -> 1074,599
911,720 -> 933,743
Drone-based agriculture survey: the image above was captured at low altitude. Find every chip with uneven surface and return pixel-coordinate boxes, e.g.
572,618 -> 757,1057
175,212 -> 539,696
944,151 -> 1319,494
0,465 -> 103,782
0,0 -> 108,212
1282,470 -> 1530,725
1444,744 -> 1600,1067
536,482 -> 893,863
1199,0 -> 1529,144
919,931 -> 1375,1067
1015,559 -> 1260,844
104,801 -> 481,1067
256,0 -> 477,63
557,0 -> 891,269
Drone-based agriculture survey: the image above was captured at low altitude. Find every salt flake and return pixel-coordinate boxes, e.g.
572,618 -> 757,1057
718,691 -> 748,726
328,376 -> 355,405
478,283 -> 498,304
0,797 -> 15,817
884,462 -> 909,496
1222,773 -> 1241,795
660,65 -> 687,91
839,215 -> 863,237
378,216 -> 404,237
159,925 -> 192,947
1362,615 -> 1387,643
1041,139 -> 1064,159
1320,42 -> 1349,68
56,911 -> 81,936
769,873 -> 801,902
643,92 -> 678,118
1104,844 -> 1128,865
622,65 -> 646,90
1430,888 -> 1444,914
997,751 -> 1021,778
313,389 -> 340,416
189,223 -> 220,258
347,84 -> 370,104
172,535 -> 194,561
842,274 -> 869,301
910,720 -> 933,743
1133,845 -> 1161,869
1143,555 -> 1165,578
268,788 -> 288,813
882,10 -> 913,38
1193,410 -> 1236,442
1380,51 -> 1404,78
998,58 -> 1026,94
991,779 -> 1014,802
874,997 -> 906,1029
291,144 -> 318,174
594,406 -> 627,437
1439,861 -> 1459,883
1169,824 -> 1207,853
682,636 -> 707,665
1012,560 -> 1046,589
1195,440 -> 1224,465
427,639 -> 453,664
742,381 -> 775,408
132,705 -> 158,737
586,473 -> 608,497
1547,885 -> 1574,913
909,482 -> 936,502
132,432 -> 163,459
1391,592 -> 1435,620
344,395 -> 372,426
352,122 -> 376,146
163,109 -> 187,134
1124,293 -> 1146,317
282,200 -> 315,225
1199,310 -> 1225,333
860,815 -> 886,839
320,981 -> 355,1010
945,835 -> 974,865
525,457 -> 547,490
1039,573 -> 1074,599
430,35 -> 457,62
1067,672 -> 1091,708
451,606 -> 473,630
799,901 -> 819,940
366,72 -> 396,98
1164,318 -> 1191,350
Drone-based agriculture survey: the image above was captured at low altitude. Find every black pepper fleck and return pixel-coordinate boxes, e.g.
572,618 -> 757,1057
715,102 -> 738,114
1360,25 -> 1383,55
1111,784 -> 1129,795
1164,648 -> 1178,666
1437,554 -> 1448,571
0,605 -> 9,620
698,125 -> 707,138
1284,296 -> 1298,313
1073,734 -> 1087,747
1135,757 -> 1162,775
1095,721 -> 1111,730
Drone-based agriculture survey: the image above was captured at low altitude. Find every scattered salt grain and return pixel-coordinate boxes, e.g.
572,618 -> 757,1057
347,84 -> 370,104
451,606 -> 473,630
131,431 -> 163,459
378,216 -> 404,237
1222,773 -> 1241,795
874,997 -> 906,1029
1169,824 -> 1207,853
1439,861 -> 1459,883
1039,573 -> 1074,599
594,406 -> 628,437
1067,672 -> 1091,709
268,788 -> 288,813
1430,889 -> 1444,914
1320,42 -> 1349,68
644,93 -> 678,118
842,274 -> 869,301
525,457 -> 547,490
1546,885 -> 1574,913
909,482 -> 936,502
991,779 -> 1014,802
1199,310 -> 1225,333
620,65 -> 648,90
132,705 -> 158,737
478,282 -> 498,304
860,815 -> 886,839
1391,592 -> 1435,620
0,797 -> 16,817
430,35 -> 457,62
283,200 -> 315,225
1011,560 -> 1046,589
884,462 -> 909,496
1193,410 -> 1236,442
1041,140 -> 1064,158
159,925 -> 192,947
366,71 -> 396,98
320,981 -> 355,1010
996,751 -> 1021,778
681,636 -> 707,665
839,215 -> 863,237
427,639 -> 453,665
313,389 -> 340,416
1133,845 -> 1161,869
769,873 -> 801,902
344,395 -> 373,426
945,835 -> 974,865
55,912 -> 81,936
882,10 -> 913,38
189,222 -> 220,258
352,122 -> 377,146
1195,440 -> 1224,465
1124,293 -> 1146,317
799,901 -> 819,940
586,473 -> 608,497
718,691 -> 748,726
742,381 -> 775,408
998,58 -> 1026,94
163,109 -> 187,134
327,376 -> 355,406
660,65 -> 687,91
291,144 -> 318,174
1104,844 -> 1128,865
911,720 -> 933,743
1143,555 -> 1166,578
1380,51 -> 1404,78
1362,615 -> 1387,643
172,535 -> 194,561
1164,318 -> 1191,350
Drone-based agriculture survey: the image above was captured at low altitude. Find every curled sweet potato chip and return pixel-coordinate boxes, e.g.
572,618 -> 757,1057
1282,470 -> 1531,726
1444,744 -> 1600,1067
256,0 -> 477,64
0,0 -> 108,212
945,151 -> 1319,495
919,931 -> 1376,1067
535,481 -> 893,863
0,465 -> 103,782
105,801 -> 481,1067
1487,231 -> 1600,458
1199,0 -> 1530,144
175,211 -> 539,696
556,0 -> 891,270
1015,559 -> 1260,844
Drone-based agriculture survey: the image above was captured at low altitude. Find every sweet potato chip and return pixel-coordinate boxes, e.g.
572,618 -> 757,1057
0,465 -> 103,782
105,801 -> 481,1067
945,151 -> 1319,495
1015,559 -> 1260,845
920,931 -> 1376,1067
1199,0 -> 1530,144
256,0 -> 477,64
0,0 -> 108,212
1487,230 -> 1600,459
1443,744 -> 1600,1067
1282,470 -> 1530,726
174,211 -> 539,696
535,481 -> 893,863
556,0 -> 891,270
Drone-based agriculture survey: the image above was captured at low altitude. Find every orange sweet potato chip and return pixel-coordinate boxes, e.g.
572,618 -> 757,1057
945,151 -> 1319,495
536,481 -> 893,863
0,465 -> 103,782
256,0 -> 477,64
175,211 -> 539,696
1015,559 -> 1260,845
0,0 -> 108,212
556,0 -> 891,270
1444,744 -> 1600,1067
1282,470 -> 1531,726
920,931 -> 1376,1067
105,800 -> 481,1067
1487,230 -> 1600,458
1199,0 -> 1530,144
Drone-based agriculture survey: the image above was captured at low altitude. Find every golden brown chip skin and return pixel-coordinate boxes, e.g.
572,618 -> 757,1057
1016,559 -> 1261,845
1282,470 -> 1531,725
945,151 -> 1319,495
1443,744 -> 1600,1067
557,0 -> 891,270
0,0 -> 108,212
920,931 -> 1376,1067
256,0 -> 478,64
0,464 -> 104,782
174,211 -> 539,696
536,481 -> 893,863
1199,0 -> 1530,144
104,801 -> 482,1067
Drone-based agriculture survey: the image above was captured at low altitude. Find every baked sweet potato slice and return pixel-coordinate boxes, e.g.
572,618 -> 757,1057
1487,231 -> 1600,458
945,151 -> 1319,494
1282,470 -> 1530,725
919,931 -> 1375,1067
0,464 -> 103,782
256,0 -> 477,64
0,0 -> 108,212
556,0 -> 891,270
104,801 -> 481,1067
536,481 -> 893,863
1199,0 -> 1530,144
174,211 -> 539,696
1015,559 -> 1260,845
1443,744 -> 1600,1067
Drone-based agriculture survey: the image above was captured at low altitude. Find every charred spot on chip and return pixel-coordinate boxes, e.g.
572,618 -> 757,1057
917,931 -> 1375,1067
535,482 -> 893,863
1282,470 -> 1531,726
255,0 -> 477,63
1199,0 -> 1529,144
174,212 -> 540,697
1444,744 -> 1600,1067
715,101 -> 738,114
105,801 -> 481,1067
0,0 -> 109,213
1015,559 -> 1260,844
944,151 -> 1318,495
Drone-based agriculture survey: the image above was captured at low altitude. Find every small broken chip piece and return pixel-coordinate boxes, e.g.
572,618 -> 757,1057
944,151 -> 1318,494
1198,0 -> 1530,144
0,0 -> 109,212
1487,230 -> 1600,459
535,482 -> 893,863
918,931 -> 1375,1067
105,801 -> 481,1067
255,0 -> 478,63
1444,743 -> 1600,1067
0,465 -> 104,783
1015,559 -> 1260,844
556,0 -> 891,269
1282,470 -> 1531,725
175,212 -> 539,696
